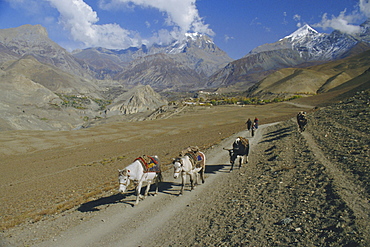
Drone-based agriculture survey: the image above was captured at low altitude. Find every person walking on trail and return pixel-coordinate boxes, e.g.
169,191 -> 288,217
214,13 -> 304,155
253,117 -> 259,129
251,117 -> 258,137
246,118 -> 253,137
246,118 -> 252,131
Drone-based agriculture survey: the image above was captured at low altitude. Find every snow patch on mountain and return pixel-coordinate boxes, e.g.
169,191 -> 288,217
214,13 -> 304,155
167,32 -> 215,54
248,21 -> 370,61
280,24 -> 318,41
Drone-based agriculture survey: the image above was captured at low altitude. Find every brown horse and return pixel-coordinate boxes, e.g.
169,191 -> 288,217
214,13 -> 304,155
224,137 -> 249,171
297,111 -> 307,132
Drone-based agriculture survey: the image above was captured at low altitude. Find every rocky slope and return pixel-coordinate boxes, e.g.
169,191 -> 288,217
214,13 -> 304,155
0,25 -> 173,130
0,54 -> 169,130
4,55 -> 100,95
0,24 -> 93,79
113,53 -> 204,91
108,84 -> 168,115
206,48 -> 306,90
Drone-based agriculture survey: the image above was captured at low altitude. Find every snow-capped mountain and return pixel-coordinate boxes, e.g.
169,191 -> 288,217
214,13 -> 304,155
167,32 -> 215,54
281,24 -> 319,41
207,20 -> 370,90
246,24 -> 323,55
73,33 -> 232,80
249,23 -> 369,60
357,18 -> 370,42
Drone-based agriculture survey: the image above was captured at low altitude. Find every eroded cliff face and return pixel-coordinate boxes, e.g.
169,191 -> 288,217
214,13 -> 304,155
109,85 -> 168,115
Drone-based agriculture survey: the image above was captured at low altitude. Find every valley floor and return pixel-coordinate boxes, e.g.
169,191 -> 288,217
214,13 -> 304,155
1,92 -> 369,246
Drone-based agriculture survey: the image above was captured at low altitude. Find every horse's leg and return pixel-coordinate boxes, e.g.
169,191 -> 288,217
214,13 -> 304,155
230,160 -> 234,172
189,173 -> 195,191
194,172 -> 198,187
180,172 -> 186,195
135,182 -> 142,205
239,156 -> 242,168
154,176 -> 159,196
144,182 -> 151,198
200,167 -> 205,183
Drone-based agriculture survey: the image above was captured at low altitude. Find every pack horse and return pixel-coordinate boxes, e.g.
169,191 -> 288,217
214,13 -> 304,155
224,137 -> 249,171
173,146 -> 206,195
118,155 -> 162,205
297,111 -> 307,132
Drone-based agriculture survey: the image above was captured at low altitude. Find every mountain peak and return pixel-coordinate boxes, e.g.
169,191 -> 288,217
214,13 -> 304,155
0,24 -> 49,44
185,32 -> 201,40
281,24 -> 318,41
184,32 -> 214,45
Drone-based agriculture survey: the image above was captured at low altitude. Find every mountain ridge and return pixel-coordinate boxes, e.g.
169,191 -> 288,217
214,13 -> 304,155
1,22 -> 370,131
72,32 -> 232,83
0,25 -> 94,79
207,19 -> 370,91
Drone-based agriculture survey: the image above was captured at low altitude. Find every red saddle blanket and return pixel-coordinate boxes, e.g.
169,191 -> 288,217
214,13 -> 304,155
185,152 -> 205,168
135,155 -> 161,173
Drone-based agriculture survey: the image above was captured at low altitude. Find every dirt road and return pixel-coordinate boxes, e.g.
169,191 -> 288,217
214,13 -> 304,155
25,124 -> 270,247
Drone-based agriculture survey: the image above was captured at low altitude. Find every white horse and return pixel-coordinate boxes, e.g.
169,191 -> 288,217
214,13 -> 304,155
118,155 -> 162,205
173,151 -> 206,195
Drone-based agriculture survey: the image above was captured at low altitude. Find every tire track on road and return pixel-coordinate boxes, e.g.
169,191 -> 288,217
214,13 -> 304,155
302,131 -> 370,243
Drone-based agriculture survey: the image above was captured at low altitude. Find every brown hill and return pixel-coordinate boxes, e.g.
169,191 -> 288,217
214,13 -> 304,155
206,49 -> 306,90
0,25 -> 93,79
248,49 -> 370,99
4,55 -> 100,95
0,69 -> 83,131
0,55 -> 108,130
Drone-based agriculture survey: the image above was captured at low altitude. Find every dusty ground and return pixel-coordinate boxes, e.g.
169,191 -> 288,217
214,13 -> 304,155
0,91 -> 369,246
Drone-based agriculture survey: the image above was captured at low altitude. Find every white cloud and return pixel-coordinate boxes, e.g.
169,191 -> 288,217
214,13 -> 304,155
250,17 -> 262,26
314,0 -> 370,35
99,0 -> 214,36
43,0 -> 214,49
293,14 -> 302,28
314,10 -> 361,34
149,28 -> 180,45
282,12 -> 288,25
46,0 -> 141,49
359,0 -> 370,17
224,34 -> 234,43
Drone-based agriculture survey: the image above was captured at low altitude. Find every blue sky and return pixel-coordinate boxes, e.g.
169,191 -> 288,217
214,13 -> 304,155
0,0 -> 369,59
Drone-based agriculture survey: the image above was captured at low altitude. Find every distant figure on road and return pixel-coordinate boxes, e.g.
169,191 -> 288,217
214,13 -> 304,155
246,118 -> 252,130
250,117 -> 258,137
253,117 -> 259,129
297,111 -> 307,132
